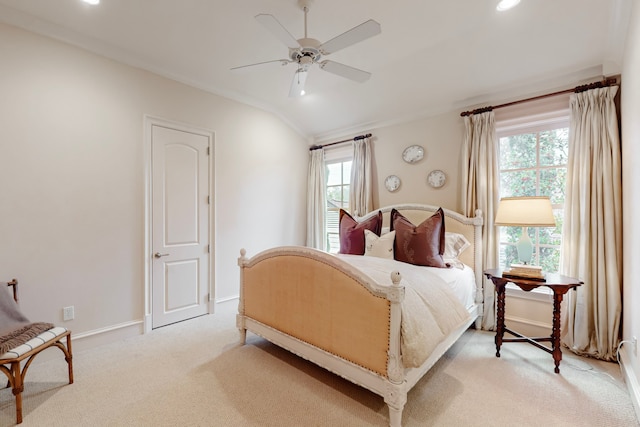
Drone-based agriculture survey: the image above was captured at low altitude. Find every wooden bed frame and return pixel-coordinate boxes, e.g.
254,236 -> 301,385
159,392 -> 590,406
236,204 -> 483,426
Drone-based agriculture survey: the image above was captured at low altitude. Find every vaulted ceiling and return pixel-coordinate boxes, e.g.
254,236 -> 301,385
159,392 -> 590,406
0,0 -> 631,141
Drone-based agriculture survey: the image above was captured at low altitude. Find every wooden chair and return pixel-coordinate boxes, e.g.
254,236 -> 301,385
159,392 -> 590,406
1,279 -> 73,424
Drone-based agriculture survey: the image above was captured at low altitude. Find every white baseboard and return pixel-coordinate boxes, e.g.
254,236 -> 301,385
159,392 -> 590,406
215,294 -> 239,304
504,314 -> 552,337
32,320 -> 144,364
619,346 -> 640,424
34,300 -> 236,366
73,319 -> 144,349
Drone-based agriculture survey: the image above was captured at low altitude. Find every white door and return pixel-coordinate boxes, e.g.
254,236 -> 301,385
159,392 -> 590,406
151,124 -> 210,329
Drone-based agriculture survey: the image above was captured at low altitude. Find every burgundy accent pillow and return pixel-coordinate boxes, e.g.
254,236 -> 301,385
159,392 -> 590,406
339,210 -> 383,255
390,208 -> 447,268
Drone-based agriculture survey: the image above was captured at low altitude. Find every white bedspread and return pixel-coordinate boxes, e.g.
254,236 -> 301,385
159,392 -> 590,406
336,254 -> 473,368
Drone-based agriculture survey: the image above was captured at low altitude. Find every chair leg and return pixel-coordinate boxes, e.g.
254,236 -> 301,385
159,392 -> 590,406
11,361 -> 24,424
66,334 -> 74,384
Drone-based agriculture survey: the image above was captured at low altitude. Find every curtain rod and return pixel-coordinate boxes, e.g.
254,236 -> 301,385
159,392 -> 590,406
309,133 -> 372,151
460,77 -> 619,117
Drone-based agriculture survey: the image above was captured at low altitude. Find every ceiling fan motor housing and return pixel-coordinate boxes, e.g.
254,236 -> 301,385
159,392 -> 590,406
290,38 -> 322,63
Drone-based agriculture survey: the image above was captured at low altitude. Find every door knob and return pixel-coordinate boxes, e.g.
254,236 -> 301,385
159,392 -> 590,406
154,252 -> 169,258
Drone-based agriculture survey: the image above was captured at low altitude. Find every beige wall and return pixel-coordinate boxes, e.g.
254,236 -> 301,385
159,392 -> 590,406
370,112 -> 464,211
331,111 -> 464,213
621,0 -> 640,413
0,23 -> 308,344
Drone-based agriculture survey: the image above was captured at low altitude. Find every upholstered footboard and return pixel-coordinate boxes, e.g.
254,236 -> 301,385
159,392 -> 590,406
237,246 -> 407,425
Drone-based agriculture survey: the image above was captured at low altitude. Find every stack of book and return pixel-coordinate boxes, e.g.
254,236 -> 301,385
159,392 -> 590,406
503,263 -> 546,281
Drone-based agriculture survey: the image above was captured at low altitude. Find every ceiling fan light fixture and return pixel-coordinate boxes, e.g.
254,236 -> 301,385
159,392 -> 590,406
496,0 -> 520,11
82,0 -> 100,5
289,69 -> 308,97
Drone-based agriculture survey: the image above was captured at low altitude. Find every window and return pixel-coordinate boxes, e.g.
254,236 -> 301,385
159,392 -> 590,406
324,146 -> 352,253
497,119 -> 568,273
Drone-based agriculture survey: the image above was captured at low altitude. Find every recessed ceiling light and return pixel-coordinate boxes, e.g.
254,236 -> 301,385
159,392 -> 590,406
496,0 -> 520,11
83,0 -> 100,5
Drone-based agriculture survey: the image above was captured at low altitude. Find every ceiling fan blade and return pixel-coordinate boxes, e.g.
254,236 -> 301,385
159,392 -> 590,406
319,60 -> 371,83
289,69 -> 308,97
230,59 -> 292,72
255,14 -> 301,49
319,19 -> 381,54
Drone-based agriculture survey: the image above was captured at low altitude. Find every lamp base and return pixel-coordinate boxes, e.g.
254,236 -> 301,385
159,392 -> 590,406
516,226 -> 533,264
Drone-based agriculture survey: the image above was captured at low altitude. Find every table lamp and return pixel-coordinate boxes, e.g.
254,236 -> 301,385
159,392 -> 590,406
494,196 -> 556,266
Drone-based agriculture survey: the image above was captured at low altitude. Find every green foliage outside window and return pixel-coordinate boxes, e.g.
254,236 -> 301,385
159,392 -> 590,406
499,127 -> 568,272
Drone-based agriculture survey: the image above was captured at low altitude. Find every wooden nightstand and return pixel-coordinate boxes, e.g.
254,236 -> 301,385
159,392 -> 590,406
483,269 -> 583,374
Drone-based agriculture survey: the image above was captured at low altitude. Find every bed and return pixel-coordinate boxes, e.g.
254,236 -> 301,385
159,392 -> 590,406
236,204 -> 483,426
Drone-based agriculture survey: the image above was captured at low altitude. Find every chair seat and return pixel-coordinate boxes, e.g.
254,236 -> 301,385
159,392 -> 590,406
0,327 -> 69,361
1,326 -> 73,424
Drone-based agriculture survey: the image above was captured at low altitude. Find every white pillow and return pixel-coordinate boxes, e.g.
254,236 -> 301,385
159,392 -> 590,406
444,232 -> 471,259
364,229 -> 395,259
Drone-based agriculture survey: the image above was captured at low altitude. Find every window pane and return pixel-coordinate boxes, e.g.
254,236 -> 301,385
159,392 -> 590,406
343,161 -> 352,185
326,186 -> 342,208
540,168 -> 566,204
500,244 -> 519,268
499,134 -> 537,170
326,209 -> 339,233
499,226 -> 523,244
539,247 -> 560,273
539,128 -> 568,167
327,233 -> 340,254
326,208 -> 340,254
342,186 -> 350,208
500,170 -> 537,198
324,156 -> 352,253
538,225 -> 561,246
326,163 -> 342,186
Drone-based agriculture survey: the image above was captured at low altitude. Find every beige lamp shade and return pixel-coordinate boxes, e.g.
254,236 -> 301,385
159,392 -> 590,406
494,196 -> 556,227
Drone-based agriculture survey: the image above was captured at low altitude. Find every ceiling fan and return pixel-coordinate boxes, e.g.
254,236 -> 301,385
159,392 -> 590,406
231,0 -> 381,97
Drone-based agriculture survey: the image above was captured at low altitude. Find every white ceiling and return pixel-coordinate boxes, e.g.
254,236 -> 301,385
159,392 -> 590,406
0,0 -> 631,141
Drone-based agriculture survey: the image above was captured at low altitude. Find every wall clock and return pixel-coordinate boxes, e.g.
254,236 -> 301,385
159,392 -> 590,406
384,175 -> 401,192
402,145 -> 424,164
427,170 -> 446,188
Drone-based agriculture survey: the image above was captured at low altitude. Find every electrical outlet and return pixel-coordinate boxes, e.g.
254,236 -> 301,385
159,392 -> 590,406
63,306 -> 74,321
633,336 -> 638,356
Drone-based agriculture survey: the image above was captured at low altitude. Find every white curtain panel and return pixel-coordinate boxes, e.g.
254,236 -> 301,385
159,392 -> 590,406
306,148 -> 326,250
349,138 -> 374,217
461,111 -> 500,331
561,86 -> 622,361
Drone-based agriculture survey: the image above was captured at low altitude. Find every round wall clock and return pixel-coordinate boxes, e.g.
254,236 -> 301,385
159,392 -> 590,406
384,175 -> 401,192
427,170 -> 446,188
402,145 -> 424,164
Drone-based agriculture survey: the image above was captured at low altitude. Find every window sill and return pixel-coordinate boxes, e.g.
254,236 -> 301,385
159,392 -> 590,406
505,283 -> 553,302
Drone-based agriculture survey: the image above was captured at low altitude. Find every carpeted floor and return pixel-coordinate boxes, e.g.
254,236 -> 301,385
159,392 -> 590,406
1,300 -> 638,427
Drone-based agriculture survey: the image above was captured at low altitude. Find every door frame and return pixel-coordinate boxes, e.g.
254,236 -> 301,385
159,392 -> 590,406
143,115 -> 215,333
